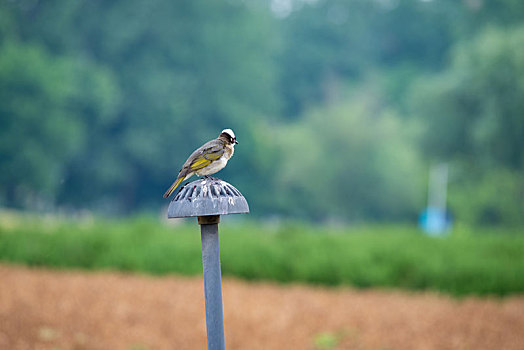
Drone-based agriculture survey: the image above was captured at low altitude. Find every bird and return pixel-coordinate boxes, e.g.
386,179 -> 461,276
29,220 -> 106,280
163,128 -> 238,198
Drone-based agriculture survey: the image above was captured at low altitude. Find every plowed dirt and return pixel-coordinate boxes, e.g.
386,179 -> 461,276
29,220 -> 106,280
0,264 -> 523,350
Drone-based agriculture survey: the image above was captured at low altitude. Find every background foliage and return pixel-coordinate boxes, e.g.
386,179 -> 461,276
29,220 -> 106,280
1,0 -> 523,226
1,214 -> 523,296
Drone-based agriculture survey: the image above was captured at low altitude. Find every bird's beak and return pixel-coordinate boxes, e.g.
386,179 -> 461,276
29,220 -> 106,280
234,139 -> 239,144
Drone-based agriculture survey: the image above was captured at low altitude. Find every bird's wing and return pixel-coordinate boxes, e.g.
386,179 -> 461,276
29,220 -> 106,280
164,140 -> 226,198
182,140 -> 225,173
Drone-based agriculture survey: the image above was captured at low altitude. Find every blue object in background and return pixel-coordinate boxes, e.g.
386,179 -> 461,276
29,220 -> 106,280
419,207 -> 452,235
421,163 -> 451,235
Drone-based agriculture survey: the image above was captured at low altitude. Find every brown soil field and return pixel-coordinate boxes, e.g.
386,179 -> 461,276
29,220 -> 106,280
0,264 -> 523,350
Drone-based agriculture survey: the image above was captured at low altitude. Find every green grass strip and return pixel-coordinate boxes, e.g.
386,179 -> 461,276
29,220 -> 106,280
0,216 -> 523,296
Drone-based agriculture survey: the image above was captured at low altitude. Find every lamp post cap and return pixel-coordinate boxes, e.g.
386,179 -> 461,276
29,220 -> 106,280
167,178 -> 249,219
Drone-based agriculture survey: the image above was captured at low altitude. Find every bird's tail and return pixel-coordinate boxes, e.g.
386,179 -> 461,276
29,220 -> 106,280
163,176 -> 185,198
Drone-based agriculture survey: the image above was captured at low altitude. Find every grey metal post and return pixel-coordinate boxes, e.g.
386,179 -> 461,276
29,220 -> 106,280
199,216 -> 225,350
167,178 -> 249,350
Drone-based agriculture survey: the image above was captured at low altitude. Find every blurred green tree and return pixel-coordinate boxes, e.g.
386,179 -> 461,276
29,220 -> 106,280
275,90 -> 423,221
0,42 -> 117,208
276,0 -> 460,117
412,26 -> 524,225
1,0 -> 523,224
2,0 -> 279,212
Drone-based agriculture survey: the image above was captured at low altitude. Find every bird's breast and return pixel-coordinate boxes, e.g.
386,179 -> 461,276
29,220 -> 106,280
224,145 -> 234,160
196,156 -> 228,176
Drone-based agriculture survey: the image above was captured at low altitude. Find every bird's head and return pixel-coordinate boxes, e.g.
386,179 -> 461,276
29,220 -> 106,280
219,128 -> 238,145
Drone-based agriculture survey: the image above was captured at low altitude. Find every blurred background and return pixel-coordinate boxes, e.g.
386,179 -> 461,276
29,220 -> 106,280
1,1 -> 524,349
1,0 -> 522,226
1,0 -> 524,289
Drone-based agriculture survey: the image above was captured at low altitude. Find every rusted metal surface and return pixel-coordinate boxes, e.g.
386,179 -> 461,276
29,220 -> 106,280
198,215 -> 220,225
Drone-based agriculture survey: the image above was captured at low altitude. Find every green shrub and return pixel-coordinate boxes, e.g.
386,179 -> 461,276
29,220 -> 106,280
0,215 -> 523,296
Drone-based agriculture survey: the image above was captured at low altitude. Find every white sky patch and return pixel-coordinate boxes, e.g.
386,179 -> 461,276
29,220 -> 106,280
271,0 -> 293,18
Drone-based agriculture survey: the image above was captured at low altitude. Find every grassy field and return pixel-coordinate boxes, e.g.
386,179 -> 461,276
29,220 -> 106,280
0,212 -> 523,296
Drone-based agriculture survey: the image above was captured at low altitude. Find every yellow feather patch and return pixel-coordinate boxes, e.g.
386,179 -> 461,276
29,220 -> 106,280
206,153 -> 222,161
190,158 -> 211,169
163,177 -> 185,198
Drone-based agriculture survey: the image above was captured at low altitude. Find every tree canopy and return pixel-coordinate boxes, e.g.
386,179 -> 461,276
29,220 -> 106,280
1,0 -> 523,225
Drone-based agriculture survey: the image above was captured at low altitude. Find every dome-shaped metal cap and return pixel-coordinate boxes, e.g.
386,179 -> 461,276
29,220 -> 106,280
167,178 -> 249,218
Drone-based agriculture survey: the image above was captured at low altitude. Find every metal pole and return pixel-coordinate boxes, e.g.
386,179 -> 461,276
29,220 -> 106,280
199,215 -> 225,350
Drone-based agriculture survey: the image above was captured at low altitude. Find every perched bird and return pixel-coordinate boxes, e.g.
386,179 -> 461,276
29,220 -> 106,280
163,128 -> 238,198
